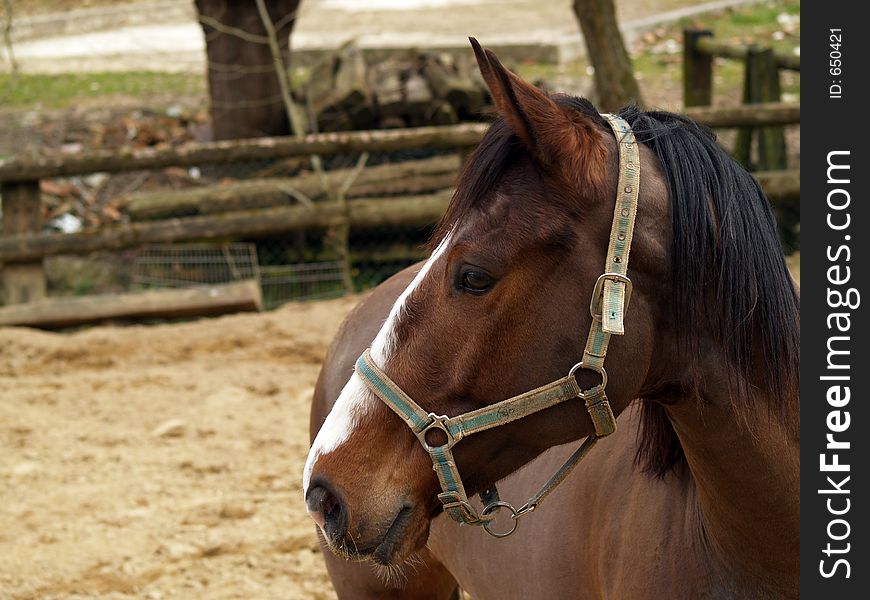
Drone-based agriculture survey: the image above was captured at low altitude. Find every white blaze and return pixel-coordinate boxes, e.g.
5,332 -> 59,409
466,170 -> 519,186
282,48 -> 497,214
303,232 -> 453,496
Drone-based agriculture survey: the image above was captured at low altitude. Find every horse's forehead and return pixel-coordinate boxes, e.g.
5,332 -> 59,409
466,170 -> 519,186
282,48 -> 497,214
455,185 -> 544,238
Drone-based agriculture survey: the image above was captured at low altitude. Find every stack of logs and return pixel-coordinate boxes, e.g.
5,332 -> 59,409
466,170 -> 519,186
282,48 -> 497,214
123,154 -> 462,221
300,45 -> 490,132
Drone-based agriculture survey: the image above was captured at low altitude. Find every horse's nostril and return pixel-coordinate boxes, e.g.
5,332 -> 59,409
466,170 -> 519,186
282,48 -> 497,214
321,490 -> 338,517
306,481 -> 347,540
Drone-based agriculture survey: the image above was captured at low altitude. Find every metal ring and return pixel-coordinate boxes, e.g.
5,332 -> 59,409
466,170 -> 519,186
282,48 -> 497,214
568,362 -> 608,396
416,414 -> 458,451
482,501 -> 520,538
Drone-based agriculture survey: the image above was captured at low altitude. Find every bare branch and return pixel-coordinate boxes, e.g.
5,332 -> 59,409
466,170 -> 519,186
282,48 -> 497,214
273,7 -> 302,34
254,0 -> 360,293
2,0 -> 17,73
253,0 -> 330,193
0,0 -> 17,105
254,0 -> 302,136
198,13 -> 269,45
278,186 -> 314,207
338,152 -> 370,200
303,87 -> 331,195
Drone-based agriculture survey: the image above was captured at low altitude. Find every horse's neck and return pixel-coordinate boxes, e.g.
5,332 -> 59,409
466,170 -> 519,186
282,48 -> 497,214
663,358 -> 799,597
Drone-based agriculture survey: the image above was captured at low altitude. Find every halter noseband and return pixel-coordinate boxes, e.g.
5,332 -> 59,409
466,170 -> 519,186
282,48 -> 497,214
354,114 -> 640,537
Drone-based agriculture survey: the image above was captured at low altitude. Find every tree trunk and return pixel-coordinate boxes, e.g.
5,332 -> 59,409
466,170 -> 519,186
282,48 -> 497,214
572,0 -> 643,111
195,0 -> 301,140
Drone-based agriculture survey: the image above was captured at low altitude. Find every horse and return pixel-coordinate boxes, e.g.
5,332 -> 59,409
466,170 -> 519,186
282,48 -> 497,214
303,39 -> 800,599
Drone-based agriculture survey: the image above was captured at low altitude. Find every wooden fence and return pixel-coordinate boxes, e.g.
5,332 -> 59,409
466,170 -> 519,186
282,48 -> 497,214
684,29 -> 800,171
0,103 -> 799,309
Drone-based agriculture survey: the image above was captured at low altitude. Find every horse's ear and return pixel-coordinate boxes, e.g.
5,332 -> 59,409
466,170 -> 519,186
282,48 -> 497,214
469,38 -> 606,189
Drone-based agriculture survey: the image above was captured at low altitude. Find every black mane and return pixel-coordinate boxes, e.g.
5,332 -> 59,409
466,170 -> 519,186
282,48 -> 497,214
435,97 -> 800,477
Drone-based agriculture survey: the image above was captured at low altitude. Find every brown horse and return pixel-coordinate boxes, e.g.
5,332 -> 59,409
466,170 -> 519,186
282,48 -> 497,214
304,40 -> 799,599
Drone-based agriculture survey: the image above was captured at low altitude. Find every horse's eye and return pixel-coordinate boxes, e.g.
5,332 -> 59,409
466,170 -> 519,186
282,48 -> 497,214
460,270 -> 493,294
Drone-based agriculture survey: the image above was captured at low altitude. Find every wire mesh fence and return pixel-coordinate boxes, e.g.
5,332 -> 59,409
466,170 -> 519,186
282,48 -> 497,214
260,262 -> 346,305
40,239 -> 428,311
131,243 -> 260,289
39,215 -> 432,310
128,242 -> 350,309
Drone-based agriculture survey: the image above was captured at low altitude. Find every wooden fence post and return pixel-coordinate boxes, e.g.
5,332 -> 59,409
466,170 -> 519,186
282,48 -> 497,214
1,181 -> 47,304
735,46 -> 787,169
755,48 -> 786,171
734,45 -> 759,167
683,29 -> 714,107
328,211 -> 355,295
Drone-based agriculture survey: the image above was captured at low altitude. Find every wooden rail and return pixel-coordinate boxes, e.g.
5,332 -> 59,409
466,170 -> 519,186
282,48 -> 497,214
0,191 -> 454,263
125,155 -> 460,221
696,37 -> 801,71
1,103 -> 801,306
0,167 -> 800,264
755,169 -> 799,204
683,102 -> 798,128
0,104 -> 798,187
0,280 -> 263,328
0,125 -> 487,184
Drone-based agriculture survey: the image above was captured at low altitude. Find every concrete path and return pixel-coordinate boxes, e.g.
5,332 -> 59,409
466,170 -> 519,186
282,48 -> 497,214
5,0 -> 763,74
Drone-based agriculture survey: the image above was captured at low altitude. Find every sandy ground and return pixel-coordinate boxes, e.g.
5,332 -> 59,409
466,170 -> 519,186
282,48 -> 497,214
0,296 -> 362,600
0,253 -> 799,600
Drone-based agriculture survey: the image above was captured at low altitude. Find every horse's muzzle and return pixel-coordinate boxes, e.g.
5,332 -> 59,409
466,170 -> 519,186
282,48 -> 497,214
306,477 -> 348,543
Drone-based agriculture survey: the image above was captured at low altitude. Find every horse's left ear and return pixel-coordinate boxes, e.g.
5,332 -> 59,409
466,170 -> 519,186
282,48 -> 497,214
470,38 -> 606,190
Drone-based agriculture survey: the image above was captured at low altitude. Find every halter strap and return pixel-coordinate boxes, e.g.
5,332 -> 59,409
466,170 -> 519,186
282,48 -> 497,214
581,114 -> 641,370
357,349 -> 593,529
353,113 -> 639,536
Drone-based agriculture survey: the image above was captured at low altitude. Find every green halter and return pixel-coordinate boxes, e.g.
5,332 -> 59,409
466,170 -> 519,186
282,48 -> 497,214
355,114 -> 640,537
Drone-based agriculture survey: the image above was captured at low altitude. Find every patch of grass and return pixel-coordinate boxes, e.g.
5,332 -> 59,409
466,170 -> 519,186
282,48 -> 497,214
14,0 -> 141,17
515,0 -> 798,109
726,0 -> 799,26
674,0 -> 800,54
45,255 -> 131,297
634,0 -> 799,105
0,71 -> 206,109
632,53 -> 679,82
515,60 -> 585,83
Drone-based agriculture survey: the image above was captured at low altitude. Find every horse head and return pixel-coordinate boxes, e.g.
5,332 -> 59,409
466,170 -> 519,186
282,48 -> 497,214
303,39 -> 673,566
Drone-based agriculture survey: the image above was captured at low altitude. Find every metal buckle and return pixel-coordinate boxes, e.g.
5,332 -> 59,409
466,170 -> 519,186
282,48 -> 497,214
441,498 -> 479,522
589,272 -> 633,319
482,501 -> 520,538
416,414 -> 459,451
568,362 -> 608,398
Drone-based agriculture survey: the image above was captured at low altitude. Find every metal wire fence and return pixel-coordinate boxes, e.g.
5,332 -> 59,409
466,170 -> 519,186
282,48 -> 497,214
259,262 -> 347,305
128,242 -> 351,308
131,243 -> 260,289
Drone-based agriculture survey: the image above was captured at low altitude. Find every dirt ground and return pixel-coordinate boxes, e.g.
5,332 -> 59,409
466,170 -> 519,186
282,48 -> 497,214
0,253 -> 799,600
0,246 -> 802,600
0,295 -> 362,600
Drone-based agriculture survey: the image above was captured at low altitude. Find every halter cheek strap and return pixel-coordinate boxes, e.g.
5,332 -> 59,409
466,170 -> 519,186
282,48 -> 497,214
354,113 -> 640,537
